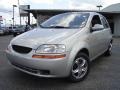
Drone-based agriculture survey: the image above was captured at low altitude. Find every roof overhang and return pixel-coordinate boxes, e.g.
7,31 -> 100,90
25,9 -> 98,19
25,9 -> 120,19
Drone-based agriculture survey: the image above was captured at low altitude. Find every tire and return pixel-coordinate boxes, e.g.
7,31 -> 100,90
69,53 -> 90,82
13,33 -> 17,37
104,42 -> 112,56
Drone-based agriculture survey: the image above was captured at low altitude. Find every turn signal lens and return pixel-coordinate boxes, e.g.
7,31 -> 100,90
32,54 -> 66,59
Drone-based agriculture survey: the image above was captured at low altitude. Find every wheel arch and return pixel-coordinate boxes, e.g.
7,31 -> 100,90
77,48 -> 89,57
66,47 -> 90,76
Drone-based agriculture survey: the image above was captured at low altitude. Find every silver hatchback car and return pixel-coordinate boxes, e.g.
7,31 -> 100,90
6,12 -> 112,82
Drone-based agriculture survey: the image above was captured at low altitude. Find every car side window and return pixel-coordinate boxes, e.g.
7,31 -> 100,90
91,15 -> 102,27
101,16 -> 110,28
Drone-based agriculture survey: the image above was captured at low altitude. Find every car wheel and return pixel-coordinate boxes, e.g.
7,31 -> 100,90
105,42 -> 112,56
69,53 -> 89,82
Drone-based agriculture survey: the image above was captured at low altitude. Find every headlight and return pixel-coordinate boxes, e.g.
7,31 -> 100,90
35,44 -> 66,54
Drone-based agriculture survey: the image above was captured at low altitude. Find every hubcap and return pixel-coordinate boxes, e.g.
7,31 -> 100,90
72,57 -> 88,79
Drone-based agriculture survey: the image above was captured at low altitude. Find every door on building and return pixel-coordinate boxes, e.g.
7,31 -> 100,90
109,22 -> 114,34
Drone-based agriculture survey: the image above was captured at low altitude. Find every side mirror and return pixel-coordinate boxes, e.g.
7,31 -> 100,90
91,24 -> 104,32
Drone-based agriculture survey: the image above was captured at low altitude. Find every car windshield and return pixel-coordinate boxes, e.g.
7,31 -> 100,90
40,12 -> 89,28
9,27 -> 16,29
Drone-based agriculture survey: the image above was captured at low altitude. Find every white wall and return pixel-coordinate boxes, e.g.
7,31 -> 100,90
114,15 -> 120,36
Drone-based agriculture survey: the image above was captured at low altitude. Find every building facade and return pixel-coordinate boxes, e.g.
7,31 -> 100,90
102,3 -> 120,36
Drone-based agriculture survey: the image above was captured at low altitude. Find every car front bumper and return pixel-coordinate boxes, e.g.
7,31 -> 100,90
6,50 -> 71,78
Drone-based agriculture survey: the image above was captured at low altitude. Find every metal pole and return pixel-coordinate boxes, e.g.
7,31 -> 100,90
28,5 -> 30,25
13,5 -> 14,27
12,5 -> 17,28
97,5 -> 102,11
99,7 -> 100,11
18,0 -> 21,25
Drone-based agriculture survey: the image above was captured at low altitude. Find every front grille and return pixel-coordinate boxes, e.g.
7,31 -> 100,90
12,45 -> 32,54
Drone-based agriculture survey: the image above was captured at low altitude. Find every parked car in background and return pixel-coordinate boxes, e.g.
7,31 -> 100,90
2,27 -> 9,35
0,29 -> 4,35
24,25 -> 32,32
13,25 -> 25,37
6,12 -> 112,82
0,27 -> 9,35
8,27 -> 16,34
13,25 -> 33,37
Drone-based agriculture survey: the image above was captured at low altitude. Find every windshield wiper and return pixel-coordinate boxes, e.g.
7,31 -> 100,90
49,26 -> 65,28
40,24 -> 70,28
48,25 -> 71,28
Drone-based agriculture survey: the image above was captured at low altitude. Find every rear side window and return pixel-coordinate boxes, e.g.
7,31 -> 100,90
101,16 -> 110,28
91,15 -> 102,27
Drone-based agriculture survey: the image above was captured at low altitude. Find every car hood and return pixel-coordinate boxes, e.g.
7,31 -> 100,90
11,28 -> 80,49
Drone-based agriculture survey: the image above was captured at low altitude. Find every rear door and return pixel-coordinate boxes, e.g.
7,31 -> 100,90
100,15 -> 112,51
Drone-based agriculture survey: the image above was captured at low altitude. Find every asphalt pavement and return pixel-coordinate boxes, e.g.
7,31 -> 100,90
0,35 -> 120,90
